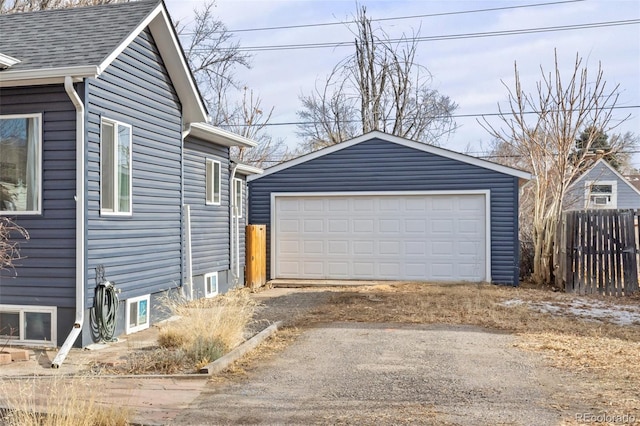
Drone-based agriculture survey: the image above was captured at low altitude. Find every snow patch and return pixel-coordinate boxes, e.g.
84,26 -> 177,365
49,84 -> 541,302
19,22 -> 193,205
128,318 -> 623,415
501,298 -> 640,326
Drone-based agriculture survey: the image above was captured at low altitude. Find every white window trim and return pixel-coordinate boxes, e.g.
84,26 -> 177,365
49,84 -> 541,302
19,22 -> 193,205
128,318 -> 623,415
204,271 -> 219,298
233,177 -> 243,219
125,294 -> 150,334
100,118 -> 133,216
0,304 -> 56,347
584,180 -> 617,209
205,158 -> 222,206
0,113 -> 43,215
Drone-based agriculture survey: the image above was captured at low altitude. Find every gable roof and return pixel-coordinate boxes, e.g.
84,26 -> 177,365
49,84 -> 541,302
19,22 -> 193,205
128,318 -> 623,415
569,158 -> 640,197
0,0 -> 207,124
248,131 -> 532,182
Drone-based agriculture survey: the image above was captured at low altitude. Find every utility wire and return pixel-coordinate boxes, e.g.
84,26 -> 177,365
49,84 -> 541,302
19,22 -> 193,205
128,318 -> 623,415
179,0 -> 586,35
217,105 -> 640,128
190,19 -> 640,53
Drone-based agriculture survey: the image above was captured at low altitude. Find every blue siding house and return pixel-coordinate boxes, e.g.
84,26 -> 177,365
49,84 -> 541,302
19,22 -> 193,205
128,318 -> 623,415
248,132 -> 531,287
0,1 -> 259,363
564,158 -> 640,210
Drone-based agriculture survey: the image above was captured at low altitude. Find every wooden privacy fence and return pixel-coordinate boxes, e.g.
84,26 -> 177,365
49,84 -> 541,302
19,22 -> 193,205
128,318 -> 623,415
555,209 -> 639,296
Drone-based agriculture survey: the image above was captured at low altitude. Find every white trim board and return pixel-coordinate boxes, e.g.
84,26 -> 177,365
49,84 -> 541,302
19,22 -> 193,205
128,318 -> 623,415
269,190 -> 492,282
249,131 -> 531,182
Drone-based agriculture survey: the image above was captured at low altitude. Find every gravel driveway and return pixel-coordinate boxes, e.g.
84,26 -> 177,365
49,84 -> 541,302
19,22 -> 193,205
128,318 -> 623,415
174,321 -> 567,425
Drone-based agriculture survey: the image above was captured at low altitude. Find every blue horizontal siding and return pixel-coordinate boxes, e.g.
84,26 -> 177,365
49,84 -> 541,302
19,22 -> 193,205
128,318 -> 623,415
249,138 -> 520,285
85,28 -> 183,303
183,136 -> 231,276
0,84 -> 78,310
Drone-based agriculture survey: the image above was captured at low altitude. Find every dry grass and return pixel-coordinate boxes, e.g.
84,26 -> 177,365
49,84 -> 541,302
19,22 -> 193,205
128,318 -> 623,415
0,375 -> 130,426
111,289 -> 257,374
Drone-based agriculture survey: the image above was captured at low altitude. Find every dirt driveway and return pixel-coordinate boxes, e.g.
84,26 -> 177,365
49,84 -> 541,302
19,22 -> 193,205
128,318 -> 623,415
174,322 -> 570,425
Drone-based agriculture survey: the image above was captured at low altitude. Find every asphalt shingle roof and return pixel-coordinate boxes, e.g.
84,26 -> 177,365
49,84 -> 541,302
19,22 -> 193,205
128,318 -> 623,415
0,0 -> 160,72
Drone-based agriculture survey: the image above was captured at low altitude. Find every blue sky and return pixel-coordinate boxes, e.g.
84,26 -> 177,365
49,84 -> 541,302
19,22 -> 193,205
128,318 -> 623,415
165,0 -> 640,166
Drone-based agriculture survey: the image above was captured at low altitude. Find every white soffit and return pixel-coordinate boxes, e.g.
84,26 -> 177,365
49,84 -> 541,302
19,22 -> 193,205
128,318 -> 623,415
187,122 -> 258,148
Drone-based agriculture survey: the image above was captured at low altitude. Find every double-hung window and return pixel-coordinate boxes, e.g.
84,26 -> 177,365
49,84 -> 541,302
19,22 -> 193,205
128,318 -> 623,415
206,159 -> 221,205
233,177 -> 243,218
101,118 -> 132,215
0,114 -> 42,214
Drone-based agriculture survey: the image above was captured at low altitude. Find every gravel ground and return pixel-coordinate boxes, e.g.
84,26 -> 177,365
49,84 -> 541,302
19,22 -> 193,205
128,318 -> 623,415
174,321 -> 569,425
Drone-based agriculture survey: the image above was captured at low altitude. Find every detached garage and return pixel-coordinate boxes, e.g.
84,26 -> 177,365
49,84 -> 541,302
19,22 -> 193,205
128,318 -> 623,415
248,132 -> 531,286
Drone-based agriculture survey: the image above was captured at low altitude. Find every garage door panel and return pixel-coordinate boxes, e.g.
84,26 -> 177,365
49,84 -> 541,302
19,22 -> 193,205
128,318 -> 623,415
328,219 -> 349,232
274,194 -> 487,281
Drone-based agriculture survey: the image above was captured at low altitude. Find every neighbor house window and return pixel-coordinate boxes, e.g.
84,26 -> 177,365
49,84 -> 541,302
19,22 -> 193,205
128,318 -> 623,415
0,305 -> 56,346
204,271 -> 218,298
0,114 -> 42,214
233,178 -> 243,218
101,118 -> 132,215
126,294 -> 149,334
205,159 -> 221,205
585,180 -> 617,209
585,181 -> 618,209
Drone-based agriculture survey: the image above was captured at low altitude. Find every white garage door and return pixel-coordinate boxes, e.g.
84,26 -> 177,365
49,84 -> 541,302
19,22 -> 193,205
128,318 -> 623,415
272,192 -> 489,281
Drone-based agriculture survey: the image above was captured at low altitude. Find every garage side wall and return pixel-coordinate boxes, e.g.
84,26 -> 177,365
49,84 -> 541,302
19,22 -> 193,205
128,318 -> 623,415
248,138 -> 520,285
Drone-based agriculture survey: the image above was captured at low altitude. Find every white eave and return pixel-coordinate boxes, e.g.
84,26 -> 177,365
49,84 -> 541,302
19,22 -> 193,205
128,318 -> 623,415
235,163 -> 264,176
0,53 -> 20,69
0,65 -> 98,87
186,122 -> 258,148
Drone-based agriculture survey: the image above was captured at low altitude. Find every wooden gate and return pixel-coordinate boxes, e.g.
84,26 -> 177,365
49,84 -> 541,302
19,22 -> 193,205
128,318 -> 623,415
556,209 -> 639,296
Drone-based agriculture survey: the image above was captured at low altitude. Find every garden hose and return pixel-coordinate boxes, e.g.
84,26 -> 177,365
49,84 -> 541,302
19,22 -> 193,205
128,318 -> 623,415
91,281 -> 119,342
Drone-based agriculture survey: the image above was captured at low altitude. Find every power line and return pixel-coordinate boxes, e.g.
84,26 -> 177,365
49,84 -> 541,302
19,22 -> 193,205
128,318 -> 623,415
191,19 -> 639,53
216,105 -> 640,128
179,0 -> 586,35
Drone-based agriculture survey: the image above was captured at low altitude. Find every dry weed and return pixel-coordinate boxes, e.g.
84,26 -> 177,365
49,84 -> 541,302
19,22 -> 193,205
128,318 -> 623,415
154,289 -> 256,372
0,375 -> 130,426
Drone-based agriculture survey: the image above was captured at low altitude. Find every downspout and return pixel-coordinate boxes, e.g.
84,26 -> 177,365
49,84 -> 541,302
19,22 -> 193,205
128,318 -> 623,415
182,127 -> 192,299
52,76 -> 85,368
230,163 -> 239,287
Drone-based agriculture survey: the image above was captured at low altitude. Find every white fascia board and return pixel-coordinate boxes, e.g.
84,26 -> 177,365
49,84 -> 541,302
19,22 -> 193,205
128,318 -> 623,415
187,122 -> 258,148
0,53 -> 20,69
250,131 -> 532,181
235,163 -> 264,176
0,66 -> 98,87
96,3 -> 207,123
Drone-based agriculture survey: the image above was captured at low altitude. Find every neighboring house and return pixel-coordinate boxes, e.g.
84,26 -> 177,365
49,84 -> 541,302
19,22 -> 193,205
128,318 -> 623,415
0,0 -> 260,359
248,131 -> 531,287
564,158 -> 640,210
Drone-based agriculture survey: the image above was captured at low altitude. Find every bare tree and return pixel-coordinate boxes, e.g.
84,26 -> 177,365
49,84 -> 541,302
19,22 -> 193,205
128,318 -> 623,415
0,0 -> 127,13
178,1 -> 251,126
0,217 -> 29,273
223,88 -> 290,168
177,1 -> 287,167
296,5 -> 458,151
481,50 -> 629,286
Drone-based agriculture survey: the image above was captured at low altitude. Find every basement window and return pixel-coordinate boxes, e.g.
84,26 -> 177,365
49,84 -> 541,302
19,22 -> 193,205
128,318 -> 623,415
0,305 -> 56,346
204,272 -> 218,298
126,295 -> 150,334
